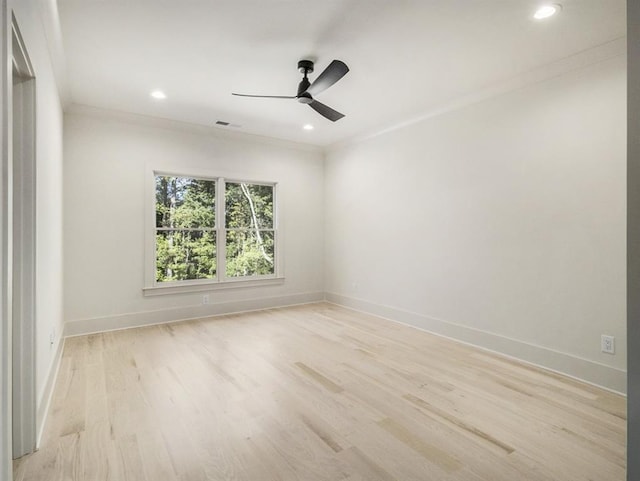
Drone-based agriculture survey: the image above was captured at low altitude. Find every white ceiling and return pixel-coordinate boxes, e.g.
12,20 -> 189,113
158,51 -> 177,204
56,0 -> 626,147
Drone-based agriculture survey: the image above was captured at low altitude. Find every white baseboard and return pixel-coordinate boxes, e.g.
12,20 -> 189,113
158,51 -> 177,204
325,292 -> 627,395
36,336 -> 65,448
63,291 -> 325,337
61,290 -> 626,394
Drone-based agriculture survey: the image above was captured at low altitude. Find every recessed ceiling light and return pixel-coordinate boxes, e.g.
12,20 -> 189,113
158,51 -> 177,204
150,90 -> 167,100
534,4 -> 561,20
303,124 -> 314,131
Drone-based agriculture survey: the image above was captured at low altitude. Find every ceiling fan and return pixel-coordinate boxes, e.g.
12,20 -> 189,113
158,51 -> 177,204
232,59 -> 349,122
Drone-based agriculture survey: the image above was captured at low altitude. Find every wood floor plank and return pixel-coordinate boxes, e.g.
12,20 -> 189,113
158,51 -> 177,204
377,417 -> 462,474
402,393 -> 515,454
16,302 -> 627,481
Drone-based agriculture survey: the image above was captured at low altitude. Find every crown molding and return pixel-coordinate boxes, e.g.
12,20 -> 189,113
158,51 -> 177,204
65,103 -> 325,155
327,36 -> 626,153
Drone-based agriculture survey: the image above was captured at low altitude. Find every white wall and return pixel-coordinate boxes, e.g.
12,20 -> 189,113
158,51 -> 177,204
325,55 -> 627,392
12,0 -> 64,435
63,108 -> 324,333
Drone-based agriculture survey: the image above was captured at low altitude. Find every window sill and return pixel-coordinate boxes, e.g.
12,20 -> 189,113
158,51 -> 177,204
143,276 -> 285,297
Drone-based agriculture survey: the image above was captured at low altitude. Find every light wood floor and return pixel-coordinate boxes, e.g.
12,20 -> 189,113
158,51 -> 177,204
14,303 -> 626,481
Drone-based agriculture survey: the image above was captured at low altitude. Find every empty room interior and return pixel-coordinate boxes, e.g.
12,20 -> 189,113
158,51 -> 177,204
2,0 -> 639,480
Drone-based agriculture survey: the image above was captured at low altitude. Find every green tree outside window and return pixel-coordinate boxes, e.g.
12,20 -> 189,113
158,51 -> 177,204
155,175 -> 275,283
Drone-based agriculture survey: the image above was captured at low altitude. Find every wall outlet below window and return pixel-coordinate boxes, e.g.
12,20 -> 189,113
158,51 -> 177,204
601,335 -> 615,354
203,294 -> 210,305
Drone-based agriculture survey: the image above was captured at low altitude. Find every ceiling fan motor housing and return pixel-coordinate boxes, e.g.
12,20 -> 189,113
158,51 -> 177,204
297,60 -> 314,101
297,79 -> 311,99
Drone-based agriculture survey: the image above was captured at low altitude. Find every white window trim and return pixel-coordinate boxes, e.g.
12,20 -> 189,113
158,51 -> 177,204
143,164 -> 283,296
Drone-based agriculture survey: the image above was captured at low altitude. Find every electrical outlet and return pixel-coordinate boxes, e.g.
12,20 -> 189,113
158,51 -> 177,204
49,329 -> 55,348
202,294 -> 210,305
601,335 -> 615,354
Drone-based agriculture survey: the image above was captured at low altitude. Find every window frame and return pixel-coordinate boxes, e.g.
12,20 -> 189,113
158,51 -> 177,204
143,166 -> 283,296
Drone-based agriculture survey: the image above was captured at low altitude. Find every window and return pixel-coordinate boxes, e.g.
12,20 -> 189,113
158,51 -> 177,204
155,175 -> 217,282
225,182 -> 275,278
149,172 -> 279,293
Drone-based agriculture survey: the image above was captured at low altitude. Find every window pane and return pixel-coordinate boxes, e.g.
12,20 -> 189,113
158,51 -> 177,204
225,230 -> 274,277
225,182 -> 273,229
155,175 -> 216,229
156,230 -> 216,282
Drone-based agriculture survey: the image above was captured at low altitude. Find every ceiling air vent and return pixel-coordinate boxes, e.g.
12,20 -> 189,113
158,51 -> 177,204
215,121 -> 242,128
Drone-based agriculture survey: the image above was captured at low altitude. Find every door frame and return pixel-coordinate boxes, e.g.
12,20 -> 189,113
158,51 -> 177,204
0,0 -> 12,477
11,12 -> 36,460
0,3 -> 38,477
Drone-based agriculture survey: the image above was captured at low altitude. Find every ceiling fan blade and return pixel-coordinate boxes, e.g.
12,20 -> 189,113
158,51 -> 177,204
306,60 -> 349,96
308,99 -> 345,122
232,93 -> 296,99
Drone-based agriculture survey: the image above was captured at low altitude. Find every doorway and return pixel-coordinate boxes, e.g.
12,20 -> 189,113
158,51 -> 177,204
11,15 -> 36,460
